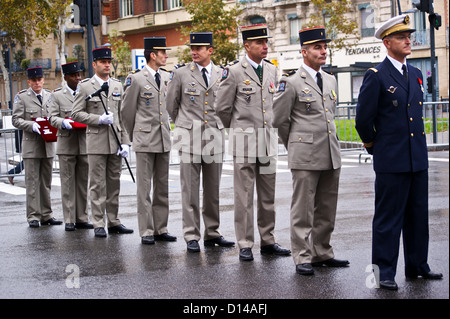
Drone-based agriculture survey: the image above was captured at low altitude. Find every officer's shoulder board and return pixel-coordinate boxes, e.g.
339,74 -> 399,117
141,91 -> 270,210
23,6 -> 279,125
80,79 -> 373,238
18,89 -> 27,95
53,87 -> 62,93
130,68 -> 141,74
368,67 -> 378,73
81,78 -> 91,83
263,59 -> 274,65
174,63 -> 186,70
282,70 -> 296,78
111,77 -> 121,82
226,60 -> 239,67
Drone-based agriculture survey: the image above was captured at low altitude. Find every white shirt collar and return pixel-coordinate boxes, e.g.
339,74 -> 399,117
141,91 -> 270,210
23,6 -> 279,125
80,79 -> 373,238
93,74 -> 110,87
245,55 -> 263,69
196,62 -> 212,82
302,63 -> 321,82
387,55 -> 407,75
145,64 -> 159,78
65,85 -> 75,96
31,88 -> 42,97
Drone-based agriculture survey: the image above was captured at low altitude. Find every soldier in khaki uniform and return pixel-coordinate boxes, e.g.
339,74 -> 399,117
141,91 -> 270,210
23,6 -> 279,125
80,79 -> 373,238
273,27 -> 349,276
215,25 -> 290,261
12,67 -> 62,227
166,32 -> 234,252
49,61 -> 92,232
121,37 -> 176,245
72,47 -> 133,238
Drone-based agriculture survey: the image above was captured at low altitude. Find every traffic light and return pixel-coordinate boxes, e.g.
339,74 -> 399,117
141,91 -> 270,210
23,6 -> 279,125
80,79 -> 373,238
73,0 -> 87,26
92,0 -> 101,26
414,0 -> 430,13
429,13 -> 442,30
426,76 -> 432,94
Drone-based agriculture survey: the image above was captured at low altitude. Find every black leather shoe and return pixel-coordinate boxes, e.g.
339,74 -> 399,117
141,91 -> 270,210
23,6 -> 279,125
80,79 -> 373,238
407,271 -> 443,280
379,280 -> 398,290
260,243 -> 291,255
65,223 -> 76,231
94,227 -> 107,237
204,236 -> 235,247
41,217 -> 63,225
75,222 -> 94,229
239,248 -> 254,261
312,258 -> 350,267
28,220 -> 39,228
142,236 -> 155,245
108,224 -> 133,234
187,240 -> 200,252
296,263 -> 314,276
154,233 -> 177,241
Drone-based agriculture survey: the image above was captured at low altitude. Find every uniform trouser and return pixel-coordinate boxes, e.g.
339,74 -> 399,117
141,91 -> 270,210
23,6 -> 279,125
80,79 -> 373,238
88,154 -> 122,229
233,157 -> 277,249
290,168 -> 340,265
59,154 -> 89,224
136,151 -> 170,237
180,153 -> 222,242
372,170 -> 430,281
24,157 -> 53,222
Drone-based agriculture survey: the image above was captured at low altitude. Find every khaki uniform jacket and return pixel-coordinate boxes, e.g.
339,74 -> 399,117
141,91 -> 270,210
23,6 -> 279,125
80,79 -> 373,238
48,86 -> 87,155
273,67 -> 341,170
215,58 -> 278,158
12,88 -> 55,158
121,67 -> 171,153
166,62 -> 224,155
71,77 -> 130,154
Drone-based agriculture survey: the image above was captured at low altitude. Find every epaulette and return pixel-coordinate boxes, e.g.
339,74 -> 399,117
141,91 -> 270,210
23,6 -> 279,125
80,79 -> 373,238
53,87 -> 62,92
130,69 -> 141,74
160,67 -> 168,72
111,77 -> 121,82
263,59 -> 274,65
81,78 -> 90,83
43,89 -> 51,93
368,68 -> 378,73
226,60 -> 239,67
282,70 -> 296,77
174,63 -> 186,69
18,89 -> 27,94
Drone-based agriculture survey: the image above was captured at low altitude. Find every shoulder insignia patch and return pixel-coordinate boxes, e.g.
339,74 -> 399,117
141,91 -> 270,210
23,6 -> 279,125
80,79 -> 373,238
221,68 -> 229,80
125,77 -> 132,86
369,68 -> 378,73
277,81 -> 286,92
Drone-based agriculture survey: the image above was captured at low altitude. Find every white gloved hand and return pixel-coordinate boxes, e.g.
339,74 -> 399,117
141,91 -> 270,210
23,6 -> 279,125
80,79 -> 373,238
98,112 -> 113,125
62,118 -> 74,130
32,122 -> 41,134
116,144 -> 130,158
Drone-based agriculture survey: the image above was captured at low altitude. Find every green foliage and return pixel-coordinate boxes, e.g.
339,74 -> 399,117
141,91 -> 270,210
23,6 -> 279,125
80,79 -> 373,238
66,57 -> 78,63
20,58 -> 31,70
178,0 -> 243,66
13,49 -> 26,66
108,30 -> 132,78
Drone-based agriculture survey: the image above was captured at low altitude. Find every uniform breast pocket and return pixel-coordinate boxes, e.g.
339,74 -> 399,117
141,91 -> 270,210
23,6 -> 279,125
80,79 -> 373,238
238,87 -> 256,104
288,132 -> 314,163
61,108 -> 72,118
184,88 -> 200,102
25,109 -> 38,121
298,95 -> 317,112
87,97 -> 101,112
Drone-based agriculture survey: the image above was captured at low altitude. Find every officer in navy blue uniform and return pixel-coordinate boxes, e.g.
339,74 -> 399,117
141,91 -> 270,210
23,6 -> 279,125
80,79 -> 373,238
355,15 -> 443,290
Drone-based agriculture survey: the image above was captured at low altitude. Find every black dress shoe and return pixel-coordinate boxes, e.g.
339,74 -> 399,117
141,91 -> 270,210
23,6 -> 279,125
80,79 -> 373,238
187,240 -> 200,252
108,224 -> 134,234
94,227 -> 107,237
154,233 -> 177,241
260,243 -> 291,256
312,258 -> 350,267
28,220 -> 40,228
239,248 -> 254,261
75,222 -> 94,229
65,223 -> 76,231
379,280 -> 398,290
204,236 -> 235,247
141,236 -> 155,245
296,263 -> 314,276
41,217 -> 63,225
407,271 -> 443,280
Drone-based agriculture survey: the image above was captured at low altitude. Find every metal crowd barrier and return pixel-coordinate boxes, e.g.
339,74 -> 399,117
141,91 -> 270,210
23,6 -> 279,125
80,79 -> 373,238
1,101 -> 448,180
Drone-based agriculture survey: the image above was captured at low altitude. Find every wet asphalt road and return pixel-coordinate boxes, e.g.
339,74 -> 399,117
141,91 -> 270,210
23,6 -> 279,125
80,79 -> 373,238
0,150 -> 448,307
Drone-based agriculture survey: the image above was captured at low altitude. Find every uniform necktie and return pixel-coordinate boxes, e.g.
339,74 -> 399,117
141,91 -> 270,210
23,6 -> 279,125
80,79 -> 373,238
37,94 -> 42,105
255,65 -> 263,83
155,72 -> 161,89
316,72 -> 323,92
402,64 -> 408,81
201,68 -> 208,87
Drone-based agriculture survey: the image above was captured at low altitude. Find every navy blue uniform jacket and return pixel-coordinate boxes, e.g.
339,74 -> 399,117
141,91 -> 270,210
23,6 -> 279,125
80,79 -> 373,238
355,58 -> 428,173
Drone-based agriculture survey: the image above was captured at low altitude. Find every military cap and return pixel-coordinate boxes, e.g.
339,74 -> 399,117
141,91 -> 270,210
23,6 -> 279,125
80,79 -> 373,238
62,61 -> 82,75
299,27 -> 331,46
189,32 -> 213,46
241,24 -> 271,41
375,14 -> 415,40
92,46 -> 112,60
144,37 -> 171,50
27,67 -> 44,79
